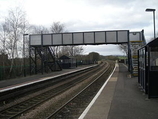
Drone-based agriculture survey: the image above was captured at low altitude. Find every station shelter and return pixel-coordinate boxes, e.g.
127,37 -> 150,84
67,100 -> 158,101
138,38 -> 158,98
59,55 -> 77,69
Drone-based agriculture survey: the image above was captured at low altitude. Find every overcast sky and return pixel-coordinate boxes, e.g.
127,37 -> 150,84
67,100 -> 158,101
0,0 -> 157,56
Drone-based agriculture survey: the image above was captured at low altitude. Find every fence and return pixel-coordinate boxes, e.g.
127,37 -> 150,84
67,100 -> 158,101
0,65 -> 30,80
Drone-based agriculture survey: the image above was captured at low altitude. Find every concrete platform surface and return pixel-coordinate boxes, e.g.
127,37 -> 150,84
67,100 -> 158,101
0,65 -> 95,89
80,63 -> 158,119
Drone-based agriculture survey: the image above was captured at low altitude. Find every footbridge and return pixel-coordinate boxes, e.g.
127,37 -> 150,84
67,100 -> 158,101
29,29 -> 146,76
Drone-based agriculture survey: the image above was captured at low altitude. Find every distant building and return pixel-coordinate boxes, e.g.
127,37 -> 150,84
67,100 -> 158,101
59,55 -> 76,69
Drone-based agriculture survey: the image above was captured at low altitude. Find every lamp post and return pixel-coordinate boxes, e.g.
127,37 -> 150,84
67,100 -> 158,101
145,8 -> 156,39
23,34 -> 29,77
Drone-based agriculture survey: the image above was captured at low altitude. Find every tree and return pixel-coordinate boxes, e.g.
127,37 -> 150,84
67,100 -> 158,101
50,22 -> 65,58
50,22 -> 84,57
0,23 -> 7,55
119,44 -> 128,56
68,46 -> 84,56
58,45 -> 84,57
2,7 -> 28,74
30,25 -> 49,34
0,23 -> 8,77
50,22 -> 64,33
88,52 -> 100,62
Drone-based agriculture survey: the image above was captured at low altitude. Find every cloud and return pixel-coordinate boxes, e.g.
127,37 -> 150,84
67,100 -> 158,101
0,0 -> 158,55
22,0 -> 158,36
83,45 -> 124,56
20,0 -> 158,55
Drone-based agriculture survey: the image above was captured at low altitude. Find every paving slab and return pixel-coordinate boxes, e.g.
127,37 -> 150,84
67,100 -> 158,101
108,64 -> 158,119
81,63 -> 158,119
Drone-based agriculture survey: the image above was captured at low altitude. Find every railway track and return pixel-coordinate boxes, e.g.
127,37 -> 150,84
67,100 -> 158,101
0,62 -> 113,119
0,65 -> 97,105
45,61 -> 114,119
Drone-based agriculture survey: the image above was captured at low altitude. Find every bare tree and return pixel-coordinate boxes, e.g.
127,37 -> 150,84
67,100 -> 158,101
50,22 -> 84,57
72,46 -> 84,56
58,46 -> 70,57
0,23 -> 9,74
30,25 -> 49,34
119,44 -> 128,56
50,22 -> 64,33
58,45 -> 84,57
0,23 -> 7,54
66,46 -> 84,56
50,22 -> 65,58
3,7 -> 28,74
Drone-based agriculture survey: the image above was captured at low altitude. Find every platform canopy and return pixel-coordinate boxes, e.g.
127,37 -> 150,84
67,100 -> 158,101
29,30 -> 129,46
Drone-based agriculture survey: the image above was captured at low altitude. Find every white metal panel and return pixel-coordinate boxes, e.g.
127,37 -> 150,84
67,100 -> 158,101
74,33 -> 83,44
118,31 -> 128,43
30,30 -> 130,46
53,34 -> 62,45
130,32 -> 140,41
43,34 -> 51,45
30,35 -> 41,45
63,33 -> 72,44
106,32 -> 117,43
95,32 -> 105,43
84,32 -> 94,44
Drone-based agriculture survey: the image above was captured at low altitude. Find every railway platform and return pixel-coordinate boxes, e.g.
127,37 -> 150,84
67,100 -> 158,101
79,63 -> 158,119
0,64 -> 96,91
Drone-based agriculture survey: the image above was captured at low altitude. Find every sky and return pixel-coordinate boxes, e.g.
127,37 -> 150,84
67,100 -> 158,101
0,0 -> 157,56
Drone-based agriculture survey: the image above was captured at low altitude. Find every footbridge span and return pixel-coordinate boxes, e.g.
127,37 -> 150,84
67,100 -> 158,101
29,30 -> 146,76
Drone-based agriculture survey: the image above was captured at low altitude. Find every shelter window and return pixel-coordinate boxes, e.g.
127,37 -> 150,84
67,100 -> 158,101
150,47 -> 158,71
142,48 -> 145,69
146,51 -> 148,66
139,49 -> 142,68
139,48 -> 145,69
